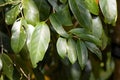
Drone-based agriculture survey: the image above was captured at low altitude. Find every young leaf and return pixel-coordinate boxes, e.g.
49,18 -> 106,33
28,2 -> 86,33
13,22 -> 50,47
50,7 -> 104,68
49,14 -> 69,38
5,5 -> 20,25
57,37 -> 68,59
0,54 -> 14,80
22,0 -> 39,26
99,0 -> 117,25
76,40 -> 88,69
28,22 -> 50,68
85,41 -> 102,60
69,0 -> 92,30
92,17 -> 103,39
84,0 -> 99,15
67,38 -> 77,64
11,19 -> 26,54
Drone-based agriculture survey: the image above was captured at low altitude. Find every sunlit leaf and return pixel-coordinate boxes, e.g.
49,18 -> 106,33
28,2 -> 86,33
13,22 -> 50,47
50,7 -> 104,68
92,17 -> 103,38
84,0 -> 99,15
0,58 -> 2,71
49,14 -> 69,38
11,19 -> 26,54
22,0 -> 39,26
0,54 -> 13,80
5,4 -> 20,25
85,41 -> 102,60
57,37 -> 67,59
76,40 -> 88,69
99,0 -> 117,25
28,22 -> 50,68
67,38 -> 77,64
69,0 -> 92,30
34,0 -> 50,21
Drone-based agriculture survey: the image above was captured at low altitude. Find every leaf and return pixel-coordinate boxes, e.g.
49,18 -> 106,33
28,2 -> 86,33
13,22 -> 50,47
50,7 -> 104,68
69,0 -> 92,30
11,19 -> 26,54
85,41 -> 102,60
48,0 -> 58,11
92,17 -> 103,38
26,24 -> 35,47
0,58 -> 2,71
60,0 -> 67,4
49,14 -> 69,38
56,5 -> 73,26
84,0 -> 99,15
34,0 -> 51,21
5,4 -> 20,25
28,22 -> 50,68
67,38 -> 77,64
101,31 -> 108,50
70,31 -> 102,47
99,0 -> 117,25
0,53 -> 14,80
69,28 -> 88,34
22,0 -> 39,26
76,40 -> 88,69
57,37 -> 68,59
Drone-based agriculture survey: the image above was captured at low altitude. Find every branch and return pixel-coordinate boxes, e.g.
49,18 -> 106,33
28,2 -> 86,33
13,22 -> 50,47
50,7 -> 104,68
0,1 -> 21,7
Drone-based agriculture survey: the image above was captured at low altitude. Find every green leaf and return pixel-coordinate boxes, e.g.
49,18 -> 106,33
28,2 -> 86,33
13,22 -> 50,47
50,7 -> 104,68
26,24 -> 35,47
56,5 -> 73,26
11,19 -> 26,54
34,0 -> 51,21
57,37 -> 68,59
76,40 -> 88,69
28,22 -> 50,68
67,38 -> 77,64
85,41 -> 102,60
49,14 -> 69,38
92,17 -> 103,38
84,0 -> 99,15
22,0 -> 39,26
0,54 -> 13,80
99,0 -> 117,25
60,0 -> 67,4
69,0 -> 92,30
69,28 -> 88,34
0,58 -> 2,71
70,31 -> 102,47
101,31 -> 108,50
48,0 -> 58,11
5,5 -> 20,25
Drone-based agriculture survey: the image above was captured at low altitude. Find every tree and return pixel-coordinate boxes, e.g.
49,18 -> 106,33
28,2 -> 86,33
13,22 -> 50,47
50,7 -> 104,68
0,0 -> 117,80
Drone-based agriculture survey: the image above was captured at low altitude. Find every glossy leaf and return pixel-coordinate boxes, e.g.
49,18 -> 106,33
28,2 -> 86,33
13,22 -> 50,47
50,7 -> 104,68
49,14 -> 69,38
34,0 -> 50,21
26,24 -> 35,47
84,0 -> 99,15
69,28 -> 88,34
67,38 -> 77,64
85,41 -> 102,60
77,40 -> 88,69
11,19 -> 26,54
99,0 -> 117,25
56,5 -> 73,26
22,0 -> 39,26
0,58 -> 2,71
0,54 -> 13,80
57,37 -> 68,59
69,0 -> 92,30
70,31 -> 102,47
5,5 -> 20,25
92,17 -> 103,38
28,22 -> 50,68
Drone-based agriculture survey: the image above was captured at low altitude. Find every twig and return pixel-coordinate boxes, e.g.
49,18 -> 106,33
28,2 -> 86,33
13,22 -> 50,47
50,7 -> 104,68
0,1 -> 21,7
